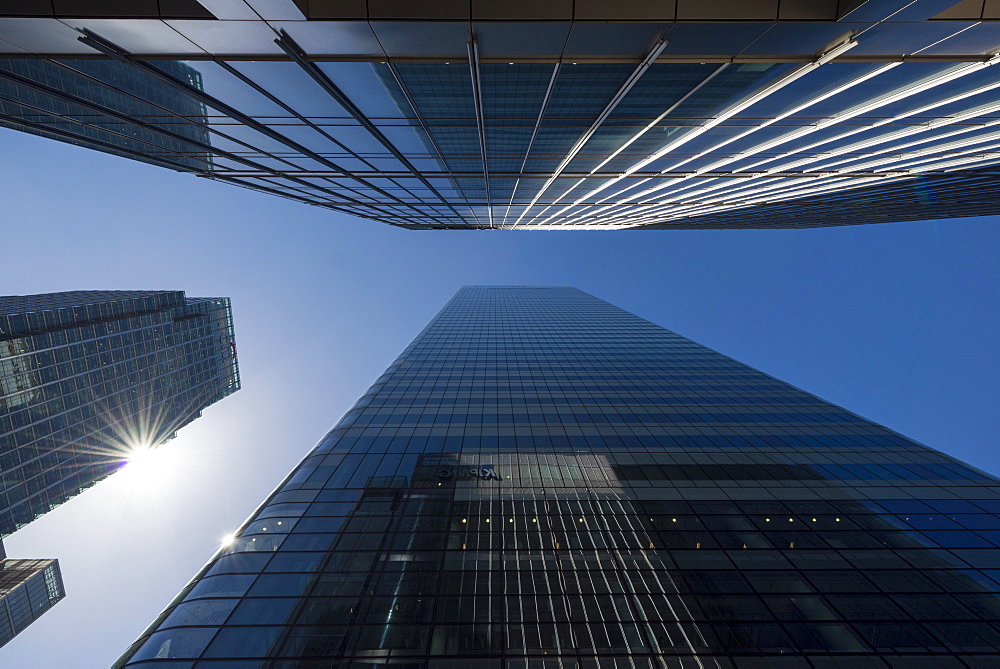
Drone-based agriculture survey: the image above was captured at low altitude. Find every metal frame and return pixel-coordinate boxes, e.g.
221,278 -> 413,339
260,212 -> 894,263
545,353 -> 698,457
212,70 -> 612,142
0,70 -> 387,219
529,39 -> 859,226
73,30 -> 430,223
521,61 -> 733,227
214,59 -> 447,223
0,20 -> 991,229
567,54 -> 1000,228
501,62 -> 560,228
385,60 -> 485,226
276,30 -> 467,226
467,37 -> 494,228
511,36 -> 668,227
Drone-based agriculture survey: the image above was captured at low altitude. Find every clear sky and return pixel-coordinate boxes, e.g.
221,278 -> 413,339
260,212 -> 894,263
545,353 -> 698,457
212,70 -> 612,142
1,129 -> 998,667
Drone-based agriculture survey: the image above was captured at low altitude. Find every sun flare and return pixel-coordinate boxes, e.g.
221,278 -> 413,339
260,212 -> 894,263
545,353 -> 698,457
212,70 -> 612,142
124,443 -> 155,466
111,440 -> 177,493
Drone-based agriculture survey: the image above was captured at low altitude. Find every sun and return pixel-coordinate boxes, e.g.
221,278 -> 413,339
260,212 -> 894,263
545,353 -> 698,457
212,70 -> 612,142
125,442 -> 156,467
111,440 -> 177,493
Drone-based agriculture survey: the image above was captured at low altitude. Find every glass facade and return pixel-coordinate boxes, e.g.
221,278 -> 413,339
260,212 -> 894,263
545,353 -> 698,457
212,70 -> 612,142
118,286 -> 1000,666
0,555 -> 65,649
1,5 -> 1000,228
0,290 -> 240,536
0,58 -> 211,171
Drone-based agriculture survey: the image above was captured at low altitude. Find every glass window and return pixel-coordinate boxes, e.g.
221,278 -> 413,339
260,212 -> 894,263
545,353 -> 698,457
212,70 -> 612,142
201,626 -> 283,658
161,599 -> 238,628
130,628 -> 217,661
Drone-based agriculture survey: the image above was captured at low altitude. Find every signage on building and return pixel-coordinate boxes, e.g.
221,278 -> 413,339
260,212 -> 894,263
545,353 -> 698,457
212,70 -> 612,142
437,465 -> 501,481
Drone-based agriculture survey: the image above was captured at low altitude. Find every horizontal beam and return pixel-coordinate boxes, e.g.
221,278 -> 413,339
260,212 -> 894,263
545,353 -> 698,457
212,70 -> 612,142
6,53 -> 1000,64
207,170 -> 1000,179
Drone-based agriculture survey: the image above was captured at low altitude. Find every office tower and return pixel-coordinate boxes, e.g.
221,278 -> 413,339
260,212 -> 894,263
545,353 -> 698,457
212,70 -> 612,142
2,1 -> 1000,228
117,286 -> 1000,666
0,290 -> 240,536
0,540 -> 65,650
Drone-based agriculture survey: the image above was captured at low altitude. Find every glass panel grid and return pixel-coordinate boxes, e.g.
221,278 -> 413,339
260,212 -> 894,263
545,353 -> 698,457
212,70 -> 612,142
4,53 -> 1000,229
118,286 -> 1000,666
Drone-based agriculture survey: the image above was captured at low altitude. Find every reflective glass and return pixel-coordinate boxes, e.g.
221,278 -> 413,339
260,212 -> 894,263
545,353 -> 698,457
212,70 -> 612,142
118,286 -> 1000,666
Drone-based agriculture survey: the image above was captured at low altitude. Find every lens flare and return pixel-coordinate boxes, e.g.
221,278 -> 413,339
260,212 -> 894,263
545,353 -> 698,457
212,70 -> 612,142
124,443 -> 155,467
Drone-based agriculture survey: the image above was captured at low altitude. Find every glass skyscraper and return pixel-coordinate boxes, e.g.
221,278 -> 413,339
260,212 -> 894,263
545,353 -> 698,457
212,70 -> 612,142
0,543 -> 65,650
0,290 -> 240,536
2,2 -> 1000,228
117,286 -> 1000,666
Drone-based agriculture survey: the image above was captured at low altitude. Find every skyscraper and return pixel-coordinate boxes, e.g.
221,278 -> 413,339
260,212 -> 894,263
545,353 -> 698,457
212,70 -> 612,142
0,548 -> 65,650
0,290 -> 240,536
2,1 -> 1000,228
117,286 -> 1000,666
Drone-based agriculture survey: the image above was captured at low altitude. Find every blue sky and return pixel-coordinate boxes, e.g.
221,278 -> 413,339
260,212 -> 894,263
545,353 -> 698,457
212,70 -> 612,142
1,129 -> 998,667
